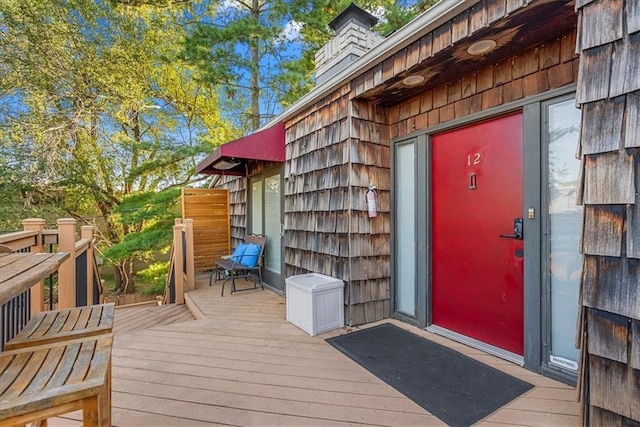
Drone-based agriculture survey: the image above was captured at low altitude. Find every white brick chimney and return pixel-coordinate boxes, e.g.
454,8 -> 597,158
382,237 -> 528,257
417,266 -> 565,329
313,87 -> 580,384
315,3 -> 384,85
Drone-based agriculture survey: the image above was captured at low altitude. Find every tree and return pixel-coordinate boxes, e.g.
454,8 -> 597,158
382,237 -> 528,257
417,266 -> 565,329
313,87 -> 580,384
180,0 -> 438,129
1,0 -> 439,292
180,0 -> 294,131
0,0 -> 234,293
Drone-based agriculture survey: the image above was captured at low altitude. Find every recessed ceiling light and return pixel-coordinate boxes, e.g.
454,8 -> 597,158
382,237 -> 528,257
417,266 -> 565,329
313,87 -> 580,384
213,158 -> 241,170
467,39 -> 497,56
402,75 -> 425,86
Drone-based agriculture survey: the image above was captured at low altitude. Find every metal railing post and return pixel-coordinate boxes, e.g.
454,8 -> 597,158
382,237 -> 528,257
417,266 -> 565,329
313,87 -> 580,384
81,225 -> 94,306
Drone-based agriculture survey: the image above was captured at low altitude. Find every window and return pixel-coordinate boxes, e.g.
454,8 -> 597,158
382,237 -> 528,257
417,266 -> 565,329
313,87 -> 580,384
545,98 -> 582,372
395,140 -> 416,316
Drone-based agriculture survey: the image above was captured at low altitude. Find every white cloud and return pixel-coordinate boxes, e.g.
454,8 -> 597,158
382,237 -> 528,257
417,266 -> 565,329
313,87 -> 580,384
216,0 -> 271,14
217,0 -> 242,14
281,20 -> 303,42
371,6 -> 387,20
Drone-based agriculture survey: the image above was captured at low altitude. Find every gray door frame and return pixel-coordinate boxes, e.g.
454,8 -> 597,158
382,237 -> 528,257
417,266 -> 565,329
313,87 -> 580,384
390,84 -> 576,373
538,93 -> 581,385
390,137 -> 429,326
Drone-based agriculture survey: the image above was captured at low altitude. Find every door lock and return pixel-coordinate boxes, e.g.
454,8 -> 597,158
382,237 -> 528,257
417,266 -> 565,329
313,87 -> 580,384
500,218 -> 523,240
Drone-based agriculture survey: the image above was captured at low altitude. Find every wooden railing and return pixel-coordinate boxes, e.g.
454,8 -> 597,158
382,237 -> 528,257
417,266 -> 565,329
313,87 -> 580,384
165,218 -> 195,305
0,218 -> 102,348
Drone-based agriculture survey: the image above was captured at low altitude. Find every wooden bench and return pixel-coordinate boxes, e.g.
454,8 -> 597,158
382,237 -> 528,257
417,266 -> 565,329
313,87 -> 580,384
3,303 -> 115,351
1,304 -> 115,426
0,335 -> 112,426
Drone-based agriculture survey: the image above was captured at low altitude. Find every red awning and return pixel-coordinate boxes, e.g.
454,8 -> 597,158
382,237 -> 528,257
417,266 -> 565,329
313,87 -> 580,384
196,122 -> 285,176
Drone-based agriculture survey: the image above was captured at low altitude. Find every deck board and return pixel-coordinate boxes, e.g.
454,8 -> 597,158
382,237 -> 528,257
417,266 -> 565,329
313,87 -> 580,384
113,303 -> 193,334
53,274 -> 578,426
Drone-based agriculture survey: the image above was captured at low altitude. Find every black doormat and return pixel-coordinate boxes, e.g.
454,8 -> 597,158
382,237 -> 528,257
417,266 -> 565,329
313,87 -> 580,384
326,323 -> 533,426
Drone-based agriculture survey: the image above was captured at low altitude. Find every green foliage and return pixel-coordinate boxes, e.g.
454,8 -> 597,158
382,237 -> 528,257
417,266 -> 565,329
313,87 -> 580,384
109,0 -> 191,6
176,0 -> 435,130
1,0 -> 439,286
281,0 -> 438,108
0,0 -> 234,291
137,261 -> 170,295
109,0 -> 438,129
102,189 -> 179,261
179,0 -> 295,130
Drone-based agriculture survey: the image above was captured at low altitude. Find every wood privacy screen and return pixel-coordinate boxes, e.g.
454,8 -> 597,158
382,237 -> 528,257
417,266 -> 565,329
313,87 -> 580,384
181,188 -> 230,271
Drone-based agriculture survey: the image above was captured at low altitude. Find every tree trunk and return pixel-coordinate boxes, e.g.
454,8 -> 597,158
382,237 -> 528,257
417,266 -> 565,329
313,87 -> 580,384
250,0 -> 260,131
113,258 -> 135,294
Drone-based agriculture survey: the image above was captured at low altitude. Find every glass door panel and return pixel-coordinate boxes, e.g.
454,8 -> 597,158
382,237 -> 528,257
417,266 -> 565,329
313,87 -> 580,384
251,180 -> 263,234
249,168 -> 284,289
264,173 -> 282,275
546,98 -> 582,371
395,141 -> 416,316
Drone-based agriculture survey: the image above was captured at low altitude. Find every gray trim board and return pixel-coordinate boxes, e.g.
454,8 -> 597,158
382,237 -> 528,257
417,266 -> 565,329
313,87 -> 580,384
389,140 -> 398,319
523,101 -> 542,371
417,134 -> 429,328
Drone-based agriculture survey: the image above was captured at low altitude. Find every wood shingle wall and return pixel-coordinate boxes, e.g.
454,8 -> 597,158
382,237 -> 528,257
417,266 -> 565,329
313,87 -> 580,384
575,0 -> 640,424
215,176 -> 246,250
284,0 -> 578,326
347,99 -> 391,324
285,85 -> 352,283
213,162 -> 279,250
386,29 -> 579,137
284,87 -> 392,325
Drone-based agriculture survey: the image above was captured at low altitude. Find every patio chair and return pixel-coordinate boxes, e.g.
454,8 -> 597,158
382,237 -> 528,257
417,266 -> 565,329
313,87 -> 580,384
210,234 -> 266,296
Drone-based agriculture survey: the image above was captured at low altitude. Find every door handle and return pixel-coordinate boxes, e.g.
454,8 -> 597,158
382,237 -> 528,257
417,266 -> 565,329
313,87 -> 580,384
500,218 -> 523,240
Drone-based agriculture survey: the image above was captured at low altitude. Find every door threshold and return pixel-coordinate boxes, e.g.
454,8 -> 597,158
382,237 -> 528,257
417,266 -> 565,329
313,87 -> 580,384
426,325 -> 524,366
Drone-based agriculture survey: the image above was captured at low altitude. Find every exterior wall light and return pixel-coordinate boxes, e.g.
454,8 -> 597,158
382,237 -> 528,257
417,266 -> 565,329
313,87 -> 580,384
467,39 -> 497,56
402,75 -> 425,86
212,158 -> 241,170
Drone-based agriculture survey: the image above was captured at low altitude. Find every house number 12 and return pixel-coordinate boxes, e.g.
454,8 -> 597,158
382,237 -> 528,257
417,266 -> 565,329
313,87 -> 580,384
467,152 -> 481,166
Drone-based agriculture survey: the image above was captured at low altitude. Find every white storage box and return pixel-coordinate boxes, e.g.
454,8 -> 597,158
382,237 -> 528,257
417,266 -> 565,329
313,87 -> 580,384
286,273 -> 344,336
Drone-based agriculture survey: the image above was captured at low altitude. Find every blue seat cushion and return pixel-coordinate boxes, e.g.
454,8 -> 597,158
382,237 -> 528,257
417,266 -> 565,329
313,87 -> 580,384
230,243 -> 248,263
239,243 -> 261,268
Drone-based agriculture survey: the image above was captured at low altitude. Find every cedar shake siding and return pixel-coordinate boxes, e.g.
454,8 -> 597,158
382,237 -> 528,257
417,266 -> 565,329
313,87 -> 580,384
283,0 -> 578,326
386,30 -> 579,138
284,85 -> 392,324
202,0 -> 638,403
215,161 -> 277,249
575,0 -> 640,424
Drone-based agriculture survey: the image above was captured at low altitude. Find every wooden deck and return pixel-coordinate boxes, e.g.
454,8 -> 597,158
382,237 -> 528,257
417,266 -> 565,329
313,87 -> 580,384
112,302 -> 194,334
51,275 -> 579,426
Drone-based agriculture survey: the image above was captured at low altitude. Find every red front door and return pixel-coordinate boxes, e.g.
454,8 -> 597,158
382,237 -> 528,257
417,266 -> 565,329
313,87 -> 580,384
431,113 -> 524,355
